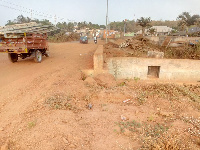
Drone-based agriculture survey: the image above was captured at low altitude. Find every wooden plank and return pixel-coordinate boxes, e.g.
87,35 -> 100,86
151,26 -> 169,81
0,22 -> 58,35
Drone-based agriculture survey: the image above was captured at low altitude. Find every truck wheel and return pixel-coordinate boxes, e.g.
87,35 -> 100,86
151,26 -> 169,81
34,50 -> 42,63
8,53 -> 18,63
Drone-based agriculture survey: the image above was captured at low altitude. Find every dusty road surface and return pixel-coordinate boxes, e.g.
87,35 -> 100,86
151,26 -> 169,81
0,40 -> 200,150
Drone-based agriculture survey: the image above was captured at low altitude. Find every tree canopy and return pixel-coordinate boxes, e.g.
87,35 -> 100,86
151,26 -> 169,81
137,17 -> 152,36
6,15 -> 52,26
177,12 -> 200,31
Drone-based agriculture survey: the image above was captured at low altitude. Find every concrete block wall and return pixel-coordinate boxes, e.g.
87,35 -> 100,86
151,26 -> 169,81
93,45 -> 104,76
106,57 -> 200,82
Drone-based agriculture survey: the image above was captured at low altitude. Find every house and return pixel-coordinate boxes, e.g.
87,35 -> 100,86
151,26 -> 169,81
136,26 -> 173,36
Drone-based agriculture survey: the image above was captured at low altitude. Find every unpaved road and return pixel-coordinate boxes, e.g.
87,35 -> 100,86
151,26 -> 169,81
0,40 -> 200,150
0,41 -> 105,149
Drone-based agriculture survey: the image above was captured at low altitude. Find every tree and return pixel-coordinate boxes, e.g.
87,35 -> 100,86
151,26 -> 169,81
5,15 -> 52,26
177,12 -> 200,34
6,15 -> 31,25
148,28 -> 156,36
137,17 -> 151,36
67,22 -> 74,32
99,25 -> 106,29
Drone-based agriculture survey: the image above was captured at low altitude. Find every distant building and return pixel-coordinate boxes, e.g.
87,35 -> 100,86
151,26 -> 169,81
136,26 -> 173,36
188,26 -> 200,35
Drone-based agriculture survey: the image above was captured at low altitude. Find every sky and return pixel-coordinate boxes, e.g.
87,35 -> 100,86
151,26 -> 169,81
0,0 -> 200,26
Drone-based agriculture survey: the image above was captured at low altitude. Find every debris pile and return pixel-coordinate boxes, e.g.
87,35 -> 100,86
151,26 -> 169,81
104,36 -> 200,59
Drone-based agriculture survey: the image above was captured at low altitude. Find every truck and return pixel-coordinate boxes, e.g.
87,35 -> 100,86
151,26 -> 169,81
0,22 -> 58,63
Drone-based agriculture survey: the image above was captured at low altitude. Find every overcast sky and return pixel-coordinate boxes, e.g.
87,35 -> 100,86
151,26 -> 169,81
0,0 -> 200,26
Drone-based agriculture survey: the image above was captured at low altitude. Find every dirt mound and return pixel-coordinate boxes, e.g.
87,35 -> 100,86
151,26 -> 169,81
94,73 -> 117,88
104,42 -> 119,49
84,77 -> 97,87
49,32 -> 80,42
104,36 -> 200,59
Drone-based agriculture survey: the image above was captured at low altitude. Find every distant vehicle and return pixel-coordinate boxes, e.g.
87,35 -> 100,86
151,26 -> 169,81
80,36 -> 88,44
94,36 -> 97,44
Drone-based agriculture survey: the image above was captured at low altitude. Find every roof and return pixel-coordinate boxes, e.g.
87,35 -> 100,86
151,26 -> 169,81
151,26 -> 172,32
136,26 -> 173,34
0,22 -> 58,35
188,26 -> 200,34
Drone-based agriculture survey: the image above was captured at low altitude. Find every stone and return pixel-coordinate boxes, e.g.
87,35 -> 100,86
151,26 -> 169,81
63,138 -> 69,144
69,144 -> 76,148
88,103 -> 92,109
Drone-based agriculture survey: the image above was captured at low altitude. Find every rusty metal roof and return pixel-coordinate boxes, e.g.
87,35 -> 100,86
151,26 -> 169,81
0,22 -> 58,35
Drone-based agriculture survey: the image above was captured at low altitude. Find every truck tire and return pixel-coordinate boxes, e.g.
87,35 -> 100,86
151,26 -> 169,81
8,53 -> 18,63
34,50 -> 42,63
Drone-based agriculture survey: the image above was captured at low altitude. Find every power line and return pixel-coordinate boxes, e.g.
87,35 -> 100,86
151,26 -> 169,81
0,0 -> 65,22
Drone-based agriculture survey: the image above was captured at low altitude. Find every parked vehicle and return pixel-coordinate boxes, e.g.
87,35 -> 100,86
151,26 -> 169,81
80,36 -> 88,44
0,22 -> 57,63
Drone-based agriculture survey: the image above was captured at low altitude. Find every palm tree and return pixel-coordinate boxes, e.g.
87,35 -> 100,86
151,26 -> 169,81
137,17 -> 151,36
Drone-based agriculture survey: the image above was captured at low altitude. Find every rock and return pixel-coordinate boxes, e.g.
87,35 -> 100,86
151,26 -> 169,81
63,137 -> 69,144
88,104 -> 92,109
121,115 -> 127,121
84,77 -> 97,87
69,144 -> 76,148
94,73 -> 116,88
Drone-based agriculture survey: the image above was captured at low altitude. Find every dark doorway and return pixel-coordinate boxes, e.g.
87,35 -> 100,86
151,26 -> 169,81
147,66 -> 160,78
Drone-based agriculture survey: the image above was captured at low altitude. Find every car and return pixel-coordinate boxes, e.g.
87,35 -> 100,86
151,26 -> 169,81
80,36 -> 88,44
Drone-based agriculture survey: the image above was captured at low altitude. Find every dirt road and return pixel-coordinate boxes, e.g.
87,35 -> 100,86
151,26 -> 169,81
0,40 -> 199,150
0,41 -> 103,149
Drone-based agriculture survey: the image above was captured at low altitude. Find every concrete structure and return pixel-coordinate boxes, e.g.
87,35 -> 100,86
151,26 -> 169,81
146,36 -> 200,46
93,45 -> 104,76
106,57 -> 200,82
136,26 -> 173,36
90,45 -> 200,82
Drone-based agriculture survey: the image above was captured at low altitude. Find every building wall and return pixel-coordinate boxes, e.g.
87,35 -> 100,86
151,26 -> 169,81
146,36 -> 200,43
106,57 -> 200,82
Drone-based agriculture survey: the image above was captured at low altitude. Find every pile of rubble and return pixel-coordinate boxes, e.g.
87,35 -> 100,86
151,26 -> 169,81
119,39 -> 133,48
104,36 -> 200,59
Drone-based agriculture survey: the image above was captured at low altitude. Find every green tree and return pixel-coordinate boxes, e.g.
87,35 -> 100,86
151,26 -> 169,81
148,28 -> 156,36
5,15 -> 52,26
137,17 -> 151,36
67,22 -> 74,32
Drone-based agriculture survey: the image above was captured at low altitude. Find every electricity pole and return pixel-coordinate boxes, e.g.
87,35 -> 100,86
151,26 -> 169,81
106,0 -> 108,43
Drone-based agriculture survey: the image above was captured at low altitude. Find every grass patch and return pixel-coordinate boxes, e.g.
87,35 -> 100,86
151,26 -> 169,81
133,83 -> 200,102
28,120 -> 37,129
115,120 -> 169,138
45,93 -> 75,110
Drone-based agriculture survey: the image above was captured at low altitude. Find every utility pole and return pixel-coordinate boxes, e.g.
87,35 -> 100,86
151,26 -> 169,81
124,22 -> 126,37
106,0 -> 108,43
54,15 -> 57,25
30,9 -> 32,20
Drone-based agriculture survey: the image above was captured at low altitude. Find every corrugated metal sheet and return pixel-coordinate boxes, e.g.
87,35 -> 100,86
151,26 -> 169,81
0,22 -> 58,35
